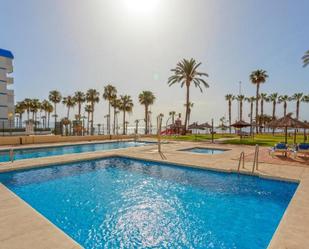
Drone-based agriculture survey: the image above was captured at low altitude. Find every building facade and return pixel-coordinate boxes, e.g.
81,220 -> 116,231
0,48 -> 15,128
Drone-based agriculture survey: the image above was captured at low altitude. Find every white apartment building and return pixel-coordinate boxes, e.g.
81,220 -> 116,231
0,48 -> 15,128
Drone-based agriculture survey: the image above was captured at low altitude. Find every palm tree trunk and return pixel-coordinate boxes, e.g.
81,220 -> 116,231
240,101 -> 243,121
296,101 -> 300,120
255,84 -> 260,134
123,111 -> 126,135
87,112 -> 90,135
145,105 -> 148,134
78,102 -> 81,121
54,103 -> 57,129
184,84 -> 190,135
260,99 -> 264,133
91,102 -> 94,135
20,114 -> 23,128
272,101 -> 276,135
172,114 -> 175,125
67,107 -> 70,119
108,102 -> 111,135
48,113 -> 50,129
284,103 -> 287,116
228,101 -> 231,133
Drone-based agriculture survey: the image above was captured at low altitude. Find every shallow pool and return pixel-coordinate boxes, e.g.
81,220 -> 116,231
0,157 -> 297,249
183,147 -> 227,154
0,141 -> 152,162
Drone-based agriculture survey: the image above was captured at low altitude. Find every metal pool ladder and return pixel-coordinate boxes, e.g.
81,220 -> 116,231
237,151 -> 245,174
252,144 -> 259,173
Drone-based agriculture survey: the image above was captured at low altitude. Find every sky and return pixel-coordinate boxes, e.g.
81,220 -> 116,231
1,0 -> 309,126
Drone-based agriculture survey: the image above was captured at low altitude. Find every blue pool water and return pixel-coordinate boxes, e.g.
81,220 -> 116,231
0,157 -> 297,249
0,141 -> 151,162
183,147 -> 227,155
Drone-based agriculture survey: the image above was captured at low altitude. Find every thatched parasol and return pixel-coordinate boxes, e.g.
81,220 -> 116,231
266,114 -> 309,143
231,120 -> 251,139
230,120 -> 251,128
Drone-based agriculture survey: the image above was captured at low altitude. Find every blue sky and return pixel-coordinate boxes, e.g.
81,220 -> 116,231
1,0 -> 309,124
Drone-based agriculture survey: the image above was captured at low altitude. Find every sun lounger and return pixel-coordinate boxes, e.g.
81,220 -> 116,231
269,143 -> 289,157
293,143 -> 309,158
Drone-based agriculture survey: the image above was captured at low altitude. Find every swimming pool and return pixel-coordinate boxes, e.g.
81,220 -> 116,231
182,147 -> 227,154
0,157 -> 297,249
0,141 -> 152,162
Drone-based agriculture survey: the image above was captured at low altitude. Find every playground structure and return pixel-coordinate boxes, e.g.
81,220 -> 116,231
160,119 -> 186,135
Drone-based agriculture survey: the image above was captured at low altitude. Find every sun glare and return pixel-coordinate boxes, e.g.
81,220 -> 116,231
124,0 -> 159,15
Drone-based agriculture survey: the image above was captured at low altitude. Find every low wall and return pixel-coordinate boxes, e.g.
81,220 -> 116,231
0,134 -> 150,146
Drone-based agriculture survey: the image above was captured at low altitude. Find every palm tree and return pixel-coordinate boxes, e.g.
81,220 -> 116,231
86,89 -> 100,135
245,96 -> 256,135
119,95 -> 134,135
236,95 -> 245,121
225,94 -> 234,133
23,98 -> 32,121
292,93 -> 304,120
267,93 -> 279,121
111,97 -> 121,135
302,50 -> 309,67
15,102 -> 25,128
48,90 -> 62,129
259,93 -> 268,132
61,117 -> 71,136
74,91 -> 85,121
30,99 -> 41,127
169,111 -> 176,125
168,58 -> 209,134
250,70 -> 268,133
84,104 -> 93,135
278,95 -> 291,116
41,100 -> 53,129
62,95 -> 76,119
138,91 -> 156,134
184,102 -> 194,125
103,85 -> 117,135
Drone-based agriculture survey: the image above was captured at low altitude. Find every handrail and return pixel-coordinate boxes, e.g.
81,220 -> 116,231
252,144 -> 259,173
237,151 -> 245,174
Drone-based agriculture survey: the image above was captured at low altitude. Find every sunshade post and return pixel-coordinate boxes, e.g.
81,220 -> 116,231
285,126 -> 288,144
211,119 -> 214,143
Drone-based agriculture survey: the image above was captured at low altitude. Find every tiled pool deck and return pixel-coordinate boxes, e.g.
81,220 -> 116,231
0,139 -> 309,249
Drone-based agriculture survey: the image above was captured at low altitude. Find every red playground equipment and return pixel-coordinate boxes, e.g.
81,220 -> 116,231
160,119 -> 184,135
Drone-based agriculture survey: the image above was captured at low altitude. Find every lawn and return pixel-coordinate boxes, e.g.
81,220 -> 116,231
163,133 -> 308,147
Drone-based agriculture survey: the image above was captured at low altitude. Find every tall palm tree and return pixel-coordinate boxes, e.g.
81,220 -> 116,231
41,100 -> 53,129
15,102 -> 25,128
138,91 -> 156,134
168,58 -> 209,134
23,98 -> 32,121
48,90 -> 62,129
267,93 -> 279,121
103,85 -> 117,135
236,95 -> 245,121
292,93 -> 304,120
259,93 -> 268,132
30,99 -> 41,127
245,96 -> 256,135
111,97 -> 121,135
169,111 -> 176,125
74,91 -> 85,121
86,89 -> 100,135
250,70 -> 268,133
62,95 -> 76,119
225,94 -> 234,133
184,102 -> 194,125
84,104 -> 93,135
278,95 -> 291,116
119,95 -> 134,135
302,50 -> 309,67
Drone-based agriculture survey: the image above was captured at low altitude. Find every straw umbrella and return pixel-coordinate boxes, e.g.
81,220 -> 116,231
188,122 -> 205,140
266,114 -> 309,144
231,120 -> 251,139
